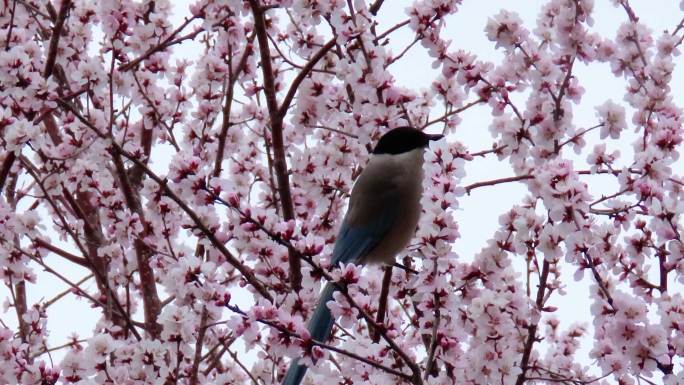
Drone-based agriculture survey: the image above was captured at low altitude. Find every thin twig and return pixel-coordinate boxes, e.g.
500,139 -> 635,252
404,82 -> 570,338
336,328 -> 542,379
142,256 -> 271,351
42,274 -> 93,309
421,98 -> 486,129
582,252 -> 616,312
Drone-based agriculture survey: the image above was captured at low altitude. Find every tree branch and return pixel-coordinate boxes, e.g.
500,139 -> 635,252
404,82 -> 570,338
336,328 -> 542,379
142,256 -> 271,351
213,32 -> 256,177
515,259 -> 550,385
249,0 -> 301,290
32,237 -> 90,267
43,0 -> 71,78
277,38 -> 336,119
372,266 -> 393,343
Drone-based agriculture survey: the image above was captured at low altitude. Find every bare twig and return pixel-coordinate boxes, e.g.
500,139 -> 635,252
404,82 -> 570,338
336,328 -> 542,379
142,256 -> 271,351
31,338 -> 88,359
43,0 -> 71,78
421,98 -> 486,129
582,252 -> 616,312
42,274 -> 93,309
465,174 -> 534,194
369,0 -> 385,15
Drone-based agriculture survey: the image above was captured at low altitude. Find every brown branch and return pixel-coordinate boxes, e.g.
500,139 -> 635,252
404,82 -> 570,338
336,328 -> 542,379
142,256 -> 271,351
465,174 -> 534,194
552,55 -> 575,124
16,0 -> 51,20
388,37 -> 421,65
107,154 -> 164,337
249,0 -> 301,290
109,62 -> 162,338
132,73 -> 180,152
619,1 -> 648,66
20,161 -> 142,340
515,259 -> 550,385
672,17 -> 684,36
32,237 -> 90,267
5,175 -> 29,344
227,348 -> 260,385
213,32 -> 256,177
305,124 -> 358,139
30,338 -> 88,359
5,0 -> 17,51
557,123 -> 603,149
43,0 -> 71,78
369,0 -> 385,15
424,261 -> 441,379
589,188 -> 630,209
582,252 -> 616,312
58,186 -> 125,331
277,38 -> 336,119
201,334 -> 238,375
468,144 -> 507,158
12,280 -> 29,343
374,20 -> 410,43
0,152 -> 16,192
659,252 -> 669,293
56,98 -> 274,303
372,266 -> 393,343
189,307 -> 209,385
464,168 -> 654,195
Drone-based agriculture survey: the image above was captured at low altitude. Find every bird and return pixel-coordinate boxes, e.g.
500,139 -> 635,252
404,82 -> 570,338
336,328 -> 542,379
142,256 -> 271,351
281,126 -> 444,385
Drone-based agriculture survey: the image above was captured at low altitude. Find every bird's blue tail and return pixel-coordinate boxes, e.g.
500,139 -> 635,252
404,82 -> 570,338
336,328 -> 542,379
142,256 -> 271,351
281,283 -> 336,385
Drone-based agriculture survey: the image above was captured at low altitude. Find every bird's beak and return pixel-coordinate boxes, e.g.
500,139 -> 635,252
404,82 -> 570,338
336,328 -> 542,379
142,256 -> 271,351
427,133 -> 444,141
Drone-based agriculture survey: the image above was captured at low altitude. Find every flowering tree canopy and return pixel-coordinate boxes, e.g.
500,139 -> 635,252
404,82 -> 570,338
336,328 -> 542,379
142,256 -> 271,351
1,0 -> 684,384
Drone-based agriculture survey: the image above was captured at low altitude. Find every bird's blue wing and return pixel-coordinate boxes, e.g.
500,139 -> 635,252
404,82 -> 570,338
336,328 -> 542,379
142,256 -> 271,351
331,203 -> 398,266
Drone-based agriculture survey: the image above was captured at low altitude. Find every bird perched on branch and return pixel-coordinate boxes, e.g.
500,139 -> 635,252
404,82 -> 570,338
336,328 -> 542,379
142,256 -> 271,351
282,126 -> 444,385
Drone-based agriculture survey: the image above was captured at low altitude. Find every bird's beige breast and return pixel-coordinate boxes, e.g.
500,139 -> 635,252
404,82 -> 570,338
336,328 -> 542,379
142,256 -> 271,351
355,149 -> 425,264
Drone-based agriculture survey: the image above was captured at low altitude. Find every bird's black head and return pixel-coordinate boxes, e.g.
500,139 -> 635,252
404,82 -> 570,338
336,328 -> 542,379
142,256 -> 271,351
372,127 -> 444,155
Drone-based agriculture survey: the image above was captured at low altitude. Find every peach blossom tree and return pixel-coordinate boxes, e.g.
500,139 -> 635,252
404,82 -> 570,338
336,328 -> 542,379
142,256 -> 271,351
0,0 -> 683,384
